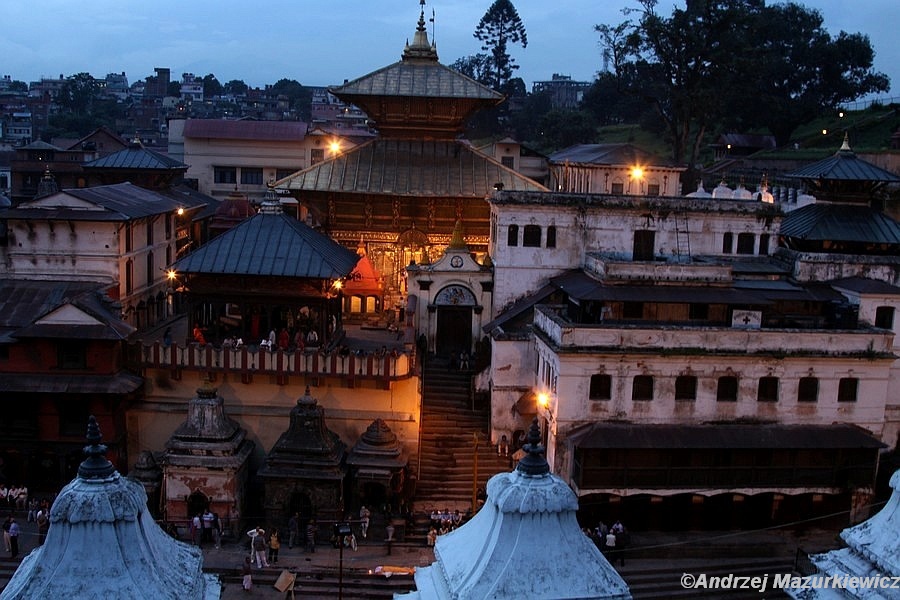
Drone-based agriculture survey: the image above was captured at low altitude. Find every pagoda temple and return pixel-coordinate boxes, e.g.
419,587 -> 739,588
277,0 -> 547,313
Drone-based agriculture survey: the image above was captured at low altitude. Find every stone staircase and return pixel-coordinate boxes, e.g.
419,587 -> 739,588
414,357 -> 511,514
620,557 -> 795,599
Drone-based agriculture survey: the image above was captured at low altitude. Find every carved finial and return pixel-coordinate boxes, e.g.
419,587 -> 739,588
515,417 -> 550,476
78,416 -> 116,479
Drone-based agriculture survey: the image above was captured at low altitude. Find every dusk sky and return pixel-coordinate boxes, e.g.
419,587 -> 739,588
3,0 -> 898,100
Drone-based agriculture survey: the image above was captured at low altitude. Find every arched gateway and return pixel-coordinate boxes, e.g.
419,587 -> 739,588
434,284 -> 476,356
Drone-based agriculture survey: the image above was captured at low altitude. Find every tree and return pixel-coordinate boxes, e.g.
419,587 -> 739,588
450,54 -> 493,86
271,79 -> 312,121
597,0 -> 890,163
57,72 -> 100,116
224,79 -> 249,96
202,74 -> 223,98
474,0 -> 527,90
166,81 -> 182,97
536,109 -> 597,153
7,80 -> 28,93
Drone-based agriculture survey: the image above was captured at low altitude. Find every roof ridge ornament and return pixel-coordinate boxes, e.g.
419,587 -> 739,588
515,417 -> 550,476
402,0 -> 438,61
77,415 -> 116,479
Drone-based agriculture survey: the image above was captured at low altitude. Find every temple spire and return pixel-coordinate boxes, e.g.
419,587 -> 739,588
78,416 -> 116,479
516,417 -> 550,476
403,0 -> 438,61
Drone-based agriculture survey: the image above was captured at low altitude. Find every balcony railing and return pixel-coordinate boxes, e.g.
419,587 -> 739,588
133,341 -> 414,384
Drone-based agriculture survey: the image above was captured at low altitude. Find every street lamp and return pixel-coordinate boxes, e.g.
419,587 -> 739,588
335,521 -> 352,600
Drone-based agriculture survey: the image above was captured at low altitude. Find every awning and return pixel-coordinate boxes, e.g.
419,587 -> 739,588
568,422 -> 885,450
0,373 -> 144,395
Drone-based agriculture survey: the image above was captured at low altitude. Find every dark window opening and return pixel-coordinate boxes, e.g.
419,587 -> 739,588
675,375 -> 697,401
633,230 -> 655,261
632,375 -> 654,401
523,224 -> 541,247
546,226 -> 557,248
757,376 -> 779,402
736,232 -> 755,254
646,183 -> 660,196
589,374 -> 612,400
507,224 -> 519,247
838,378 -> 858,402
623,302 -> 644,319
240,167 -> 264,185
798,377 -> 819,402
722,232 -> 733,254
57,342 -> 87,370
717,376 -> 738,402
875,306 -> 895,329
213,167 -> 236,184
758,233 -> 770,255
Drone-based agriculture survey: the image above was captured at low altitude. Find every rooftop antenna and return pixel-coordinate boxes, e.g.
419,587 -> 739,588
429,3 -> 435,44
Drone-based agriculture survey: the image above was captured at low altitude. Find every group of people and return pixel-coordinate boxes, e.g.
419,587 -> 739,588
189,508 -> 223,549
584,520 -> 629,567
0,488 -> 52,559
426,509 -> 464,546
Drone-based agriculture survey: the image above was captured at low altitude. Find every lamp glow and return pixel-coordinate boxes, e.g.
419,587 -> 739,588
630,166 -> 644,179
537,392 -> 549,408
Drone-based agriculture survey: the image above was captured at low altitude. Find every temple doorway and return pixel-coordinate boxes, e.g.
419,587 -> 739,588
187,490 -> 209,518
433,285 -> 476,357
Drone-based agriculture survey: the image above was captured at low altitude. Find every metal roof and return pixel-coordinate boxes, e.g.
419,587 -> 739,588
548,143 -> 681,168
828,277 -> 900,296
568,422 -> 885,450
780,204 -> 900,243
786,147 -> 900,182
549,271 -> 771,304
330,59 -> 503,102
277,138 -> 547,196
173,207 -> 360,279
0,279 -> 134,340
5,182 -> 184,221
182,119 -> 309,141
83,144 -> 187,171
0,372 -> 143,394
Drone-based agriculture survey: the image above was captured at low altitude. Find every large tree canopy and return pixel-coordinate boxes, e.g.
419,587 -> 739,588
474,0 -> 527,91
597,0 -> 889,164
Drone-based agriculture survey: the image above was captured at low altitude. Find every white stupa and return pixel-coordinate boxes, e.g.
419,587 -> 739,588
396,419 -> 631,600
786,468 -> 900,599
1,417 -> 219,599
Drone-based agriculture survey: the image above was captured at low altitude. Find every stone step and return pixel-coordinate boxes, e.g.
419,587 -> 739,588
215,568 -> 416,599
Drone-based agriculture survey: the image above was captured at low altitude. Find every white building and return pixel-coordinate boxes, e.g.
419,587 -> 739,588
479,145 -> 900,528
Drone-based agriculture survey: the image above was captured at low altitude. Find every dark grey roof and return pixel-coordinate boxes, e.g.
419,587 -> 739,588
482,283 -> 557,333
0,372 -> 143,394
548,143 -> 680,168
183,119 -> 308,141
785,147 -> 900,182
569,422 -> 885,450
549,271 -> 772,304
780,204 -> 900,243
829,277 -> 900,296
21,140 -> 63,151
5,183 -> 184,221
83,145 -> 187,171
277,139 -> 547,196
0,279 -> 134,340
330,59 -> 503,102
173,207 -> 360,279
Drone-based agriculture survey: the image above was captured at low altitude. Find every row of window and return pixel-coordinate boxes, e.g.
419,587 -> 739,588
213,167 -> 305,185
124,246 -> 172,295
508,224 -> 557,248
123,217 -> 173,253
589,374 -> 859,403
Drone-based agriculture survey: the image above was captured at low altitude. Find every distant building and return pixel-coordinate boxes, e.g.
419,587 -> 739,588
531,74 -> 592,109
548,143 -> 684,197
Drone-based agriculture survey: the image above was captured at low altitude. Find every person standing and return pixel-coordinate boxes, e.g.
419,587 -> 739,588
2,515 -> 11,552
359,505 -> 371,539
8,517 -> 19,558
36,508 -> 49,545
267,528 -> 280,565
201,508 -> 214,544
241,556 -> 253,591
288,512 -> 299,549
305,519 -> 317,553
212,512 -> 222,550
250,527 -> 269,568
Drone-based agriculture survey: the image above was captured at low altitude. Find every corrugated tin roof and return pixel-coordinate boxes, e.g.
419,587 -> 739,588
4,183 -> 184,222
548,143 -> 680,168
277,139 -> 547,196
0,372 -> 143,394
173,208 -> 360,279
549,271 -> 771,304
786,148 -> 900,182
83,145 -> 186,170
0,280 -> 134,340
330,60 -> 503,101
780,204 -> 900,243
829,277 -> 900,296
183,119 -> 309,141
568,422 -> 885,449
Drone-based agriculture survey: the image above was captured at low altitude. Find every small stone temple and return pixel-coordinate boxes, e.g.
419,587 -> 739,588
396,419 -> 631,600
259,387 -> 347,528
787,468 -> 900,599
346,418 -> 409,511
1,417 -> 219,599
162,380 -> 255,535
